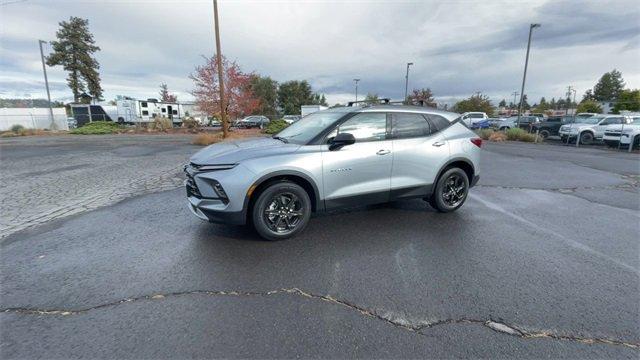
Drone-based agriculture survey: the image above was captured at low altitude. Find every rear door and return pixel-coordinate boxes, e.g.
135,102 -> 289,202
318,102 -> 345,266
321,112 -> 393,209
390,112 -> 449,199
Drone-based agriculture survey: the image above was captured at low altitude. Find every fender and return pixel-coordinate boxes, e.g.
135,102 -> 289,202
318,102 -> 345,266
242,169 -> 322,213
433,157 -> 477,190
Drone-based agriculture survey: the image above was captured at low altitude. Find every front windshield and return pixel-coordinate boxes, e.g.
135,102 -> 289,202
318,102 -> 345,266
575,116 -> 603,124
276,111 -> 346,144
632,117 -> 640,125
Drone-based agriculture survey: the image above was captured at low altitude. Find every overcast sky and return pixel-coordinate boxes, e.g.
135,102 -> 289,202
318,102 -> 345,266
1,0 -> 639,106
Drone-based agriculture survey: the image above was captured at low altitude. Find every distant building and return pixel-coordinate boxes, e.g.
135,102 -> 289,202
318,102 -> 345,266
598,100 -> 617,114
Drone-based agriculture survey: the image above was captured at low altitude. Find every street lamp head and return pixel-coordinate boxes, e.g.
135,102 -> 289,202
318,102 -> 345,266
531,23 -> 541,29
353,78 -> 360,82
407,62 -> 414,66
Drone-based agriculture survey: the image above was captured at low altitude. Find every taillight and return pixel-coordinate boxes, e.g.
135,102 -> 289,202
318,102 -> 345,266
470,138 -> 482,148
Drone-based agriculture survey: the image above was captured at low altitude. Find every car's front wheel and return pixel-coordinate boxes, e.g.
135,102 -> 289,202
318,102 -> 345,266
429,168 -> 469,213
252,181 -> 311,240
579,131 -> 594,145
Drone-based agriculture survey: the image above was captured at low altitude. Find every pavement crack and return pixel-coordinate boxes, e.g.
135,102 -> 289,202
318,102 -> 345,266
2,288 -> 638,350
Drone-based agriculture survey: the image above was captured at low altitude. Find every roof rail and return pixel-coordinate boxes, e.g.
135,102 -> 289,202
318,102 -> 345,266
347,98 -> 391,107
346,99 -> 431,107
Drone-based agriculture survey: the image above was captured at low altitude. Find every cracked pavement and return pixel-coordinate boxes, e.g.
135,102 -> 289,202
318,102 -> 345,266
1,137 -> 639,358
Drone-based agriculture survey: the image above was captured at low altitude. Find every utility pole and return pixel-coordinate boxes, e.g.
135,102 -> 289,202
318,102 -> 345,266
512,91 -> 519,106
571,88 -> 577,120
516,23 -> 541,128
565,86 -> 574,116
353,78 -> 360,103
213,0 -> 228,138
404,62 -> 413,103
38,40 -> 56,130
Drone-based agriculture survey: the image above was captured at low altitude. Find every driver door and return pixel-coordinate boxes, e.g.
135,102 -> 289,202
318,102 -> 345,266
321,112 -> 392,210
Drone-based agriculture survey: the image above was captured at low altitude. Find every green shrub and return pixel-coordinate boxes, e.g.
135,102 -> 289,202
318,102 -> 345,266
506,128 -> 538,142
151,117 -> 173,131
264,119 -> 289,134
71,121 -> 120,135
476,129 -> 494,140
10,124 -> 25,133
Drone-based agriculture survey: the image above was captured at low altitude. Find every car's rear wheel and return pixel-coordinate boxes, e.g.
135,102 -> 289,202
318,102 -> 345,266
579,131 -> 594,145
429,168 -> 469,213
252,181 -> 311,240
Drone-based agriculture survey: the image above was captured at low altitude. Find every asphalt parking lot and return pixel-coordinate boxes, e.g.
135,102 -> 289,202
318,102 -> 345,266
1,135 -> 639,358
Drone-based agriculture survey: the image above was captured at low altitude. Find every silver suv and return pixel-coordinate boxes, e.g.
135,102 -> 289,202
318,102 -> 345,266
185,105 -> 482,240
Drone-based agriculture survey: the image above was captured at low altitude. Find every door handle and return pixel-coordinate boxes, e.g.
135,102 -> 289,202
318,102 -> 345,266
432,141 -> 446,147
376,149 -> 391,155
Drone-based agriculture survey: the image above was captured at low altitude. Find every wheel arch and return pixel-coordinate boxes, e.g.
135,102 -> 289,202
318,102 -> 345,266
435,158 -> 475,187
244,170 -> 321,222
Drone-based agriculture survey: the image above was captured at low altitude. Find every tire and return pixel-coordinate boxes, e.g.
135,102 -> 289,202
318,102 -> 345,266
539,129 -> 550,139
579,131 -> 594,145
251,181 -> 311,241
429,168 -> 469,213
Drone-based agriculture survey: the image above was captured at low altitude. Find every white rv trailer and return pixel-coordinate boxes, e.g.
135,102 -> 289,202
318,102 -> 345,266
115,97 -> 184,124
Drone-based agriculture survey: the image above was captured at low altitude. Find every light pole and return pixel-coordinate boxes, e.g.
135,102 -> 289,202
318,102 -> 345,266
38,40 -> 56,130
571,88 -> 577,120
404,62 -> 413,103
516,23 -> 540,128
213,0 -> 228,138
353,78 -> 360,103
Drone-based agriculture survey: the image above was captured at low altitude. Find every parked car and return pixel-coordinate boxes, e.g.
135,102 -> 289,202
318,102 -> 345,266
470,119 -> 491,129
530,116 -> 574,139
618,126 -> 640,149
234,115 -> 270,129
603,116 -> 640,147
576,113 -> 598,119
486,117 -> 506,129
558,115 -> 631,144
184,105 -> 481,240
282,115 -> 302,124
498,116 -> 541,131
530,113 -> 548,120
460,112 -> 488,127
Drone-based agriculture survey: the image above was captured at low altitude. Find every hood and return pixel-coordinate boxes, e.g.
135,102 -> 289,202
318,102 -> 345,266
190,137 -> 301,165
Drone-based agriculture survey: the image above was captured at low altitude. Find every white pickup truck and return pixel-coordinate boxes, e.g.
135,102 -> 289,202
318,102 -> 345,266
603,116 -> 640,148
558,115 -> 631,145
460,112 -> 488,127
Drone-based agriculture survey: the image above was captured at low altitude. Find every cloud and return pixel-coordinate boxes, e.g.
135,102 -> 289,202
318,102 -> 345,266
0,0 -> 638,107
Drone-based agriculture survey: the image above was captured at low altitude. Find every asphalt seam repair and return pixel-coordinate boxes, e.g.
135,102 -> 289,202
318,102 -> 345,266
2,288 -> 638,350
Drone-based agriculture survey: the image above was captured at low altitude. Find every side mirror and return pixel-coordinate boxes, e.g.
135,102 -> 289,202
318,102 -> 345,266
329,133 -> 356,151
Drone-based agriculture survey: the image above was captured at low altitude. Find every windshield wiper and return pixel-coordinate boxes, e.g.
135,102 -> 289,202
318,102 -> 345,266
272,136 -> 289,143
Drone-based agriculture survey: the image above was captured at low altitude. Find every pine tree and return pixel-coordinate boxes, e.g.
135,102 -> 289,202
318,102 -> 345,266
47,17 -> 103,102
593,69 -> 625,101
159,83 -> 178,102
498,99 -> 507,108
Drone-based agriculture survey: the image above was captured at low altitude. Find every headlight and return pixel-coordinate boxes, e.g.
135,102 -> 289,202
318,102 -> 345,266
194,164 -> 237,172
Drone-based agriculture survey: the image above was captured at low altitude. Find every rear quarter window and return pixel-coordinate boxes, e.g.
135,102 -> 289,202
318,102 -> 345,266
426,114 -> 452,131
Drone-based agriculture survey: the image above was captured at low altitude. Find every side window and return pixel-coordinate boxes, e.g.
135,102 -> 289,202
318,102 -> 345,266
141,102 -> 148,108
142,110 -> 149,116
391,113 -> 431,139
427,114 -> 451,131
335,113 -> 387,142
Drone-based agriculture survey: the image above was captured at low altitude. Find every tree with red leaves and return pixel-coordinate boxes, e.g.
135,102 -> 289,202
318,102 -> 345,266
190,55 -> 260,124
407,88 -> 437,107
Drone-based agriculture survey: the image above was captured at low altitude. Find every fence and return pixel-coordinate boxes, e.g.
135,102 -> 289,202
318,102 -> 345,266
0,109 -> 69,131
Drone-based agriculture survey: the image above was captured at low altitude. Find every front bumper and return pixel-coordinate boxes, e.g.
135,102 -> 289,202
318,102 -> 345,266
186,192 -> 247,225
